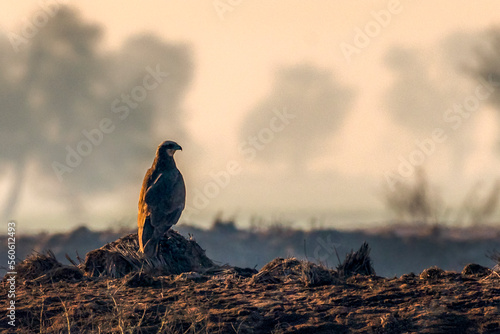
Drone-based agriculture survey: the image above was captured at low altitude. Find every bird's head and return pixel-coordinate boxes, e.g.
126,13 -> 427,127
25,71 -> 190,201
157,140 -> 182,159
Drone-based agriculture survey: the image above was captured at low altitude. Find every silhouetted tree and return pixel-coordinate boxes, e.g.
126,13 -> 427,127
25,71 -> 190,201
470,29 -> 500,107
239,64 -> 354,172
384,47 -> 453,132
0,7 -> 104,219
457,180 -> 500,225
0,7 -> 193,220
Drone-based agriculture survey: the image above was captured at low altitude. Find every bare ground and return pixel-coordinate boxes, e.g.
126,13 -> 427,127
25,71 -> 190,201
1,233 -> 500,333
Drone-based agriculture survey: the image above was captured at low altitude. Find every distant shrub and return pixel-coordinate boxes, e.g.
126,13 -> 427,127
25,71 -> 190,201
383,168 -> 444,225
457,181 -> 500,226
383,168 -> 500,226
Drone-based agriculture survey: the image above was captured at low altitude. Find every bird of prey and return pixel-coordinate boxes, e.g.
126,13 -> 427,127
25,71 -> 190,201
137,140 -> 185,257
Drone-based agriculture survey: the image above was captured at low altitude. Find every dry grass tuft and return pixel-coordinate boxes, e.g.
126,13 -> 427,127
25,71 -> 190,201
337,242 -> 376,279
488,250 -> 500,268
15,250 -> 62,280
250,257 -> 302,285
300,261 -> 339,287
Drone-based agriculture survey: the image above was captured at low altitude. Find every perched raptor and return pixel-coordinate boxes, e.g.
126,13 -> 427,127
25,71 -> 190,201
137,140 -> 185,256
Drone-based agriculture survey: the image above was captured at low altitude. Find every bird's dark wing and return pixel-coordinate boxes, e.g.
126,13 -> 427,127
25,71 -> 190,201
144,169 -> 185,218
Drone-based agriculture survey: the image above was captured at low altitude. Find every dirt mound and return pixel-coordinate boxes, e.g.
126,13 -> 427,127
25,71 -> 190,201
6,251 -> 84,285
82,230 -> 215,278
14,251 -> 62,280
123,271 -> 157,288
11,230 -> 253,282
203,265 -> 258,280
249,257 -> 340,286
419,266 -> 445,280
462,263 -> 492,277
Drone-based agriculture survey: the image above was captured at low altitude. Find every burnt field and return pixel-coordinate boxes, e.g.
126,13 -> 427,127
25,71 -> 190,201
1,260 -> 500,333
1,227 -> 500,333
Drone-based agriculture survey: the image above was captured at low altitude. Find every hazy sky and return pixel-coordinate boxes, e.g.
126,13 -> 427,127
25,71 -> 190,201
2,1 -> 500,232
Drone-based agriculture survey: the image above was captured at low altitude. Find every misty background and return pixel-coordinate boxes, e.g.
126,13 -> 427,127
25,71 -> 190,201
2,2 -> 500,234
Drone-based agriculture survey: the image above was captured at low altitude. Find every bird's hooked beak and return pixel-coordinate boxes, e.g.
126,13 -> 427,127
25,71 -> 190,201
167,144 -> 182,156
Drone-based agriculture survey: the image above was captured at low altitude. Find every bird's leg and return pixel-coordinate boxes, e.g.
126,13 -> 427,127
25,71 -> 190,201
143,238 -> 159,258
